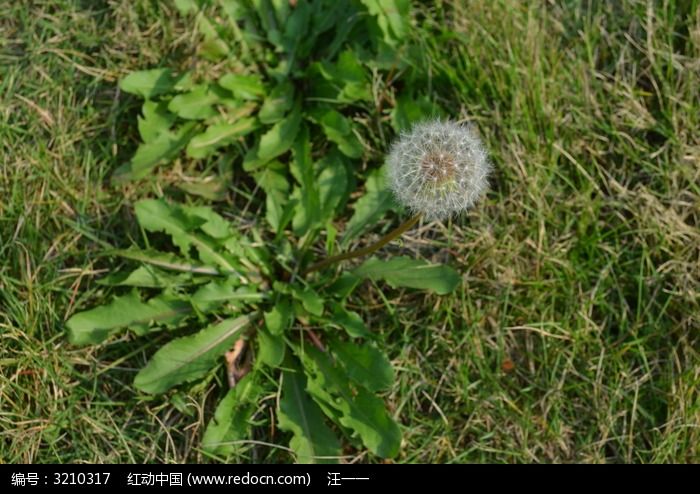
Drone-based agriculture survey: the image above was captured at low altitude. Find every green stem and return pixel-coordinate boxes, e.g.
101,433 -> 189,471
303,214 -> 421,275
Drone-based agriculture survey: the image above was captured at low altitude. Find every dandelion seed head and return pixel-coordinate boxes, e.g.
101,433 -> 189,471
387,119 -> 491,220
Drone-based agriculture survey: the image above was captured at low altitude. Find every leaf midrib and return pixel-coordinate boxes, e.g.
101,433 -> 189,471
137,314 -> 257,389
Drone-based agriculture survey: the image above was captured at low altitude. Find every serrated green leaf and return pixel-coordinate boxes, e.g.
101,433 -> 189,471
290,188 -> 314,235
186,118 -> 258,159
306,0 -> 359,51
354,257 -> 460,294
180,205 -> 233,240
268,194 -> 297,235
219,74 -> 265,100
168,85 -> 219,120
301,346 -> 401,458
256,326 -> 285,368
254,162 -> 291,233
328,303 -> 371,339
241,145 -> 265,172
341,166 -> 395,247
360,0 -> 410,46
128,122 -> 198,178
138,100 -> 176,143
278,369 -> 340,464
134,313 -> 258,394
306,63 -> 338,101
290,125 -> 320,235
264,298 -> 293,336
257,102 -> 302,163
317,110 -> 363,158
281,0 -> 312,59
192,282 -> 263,313
317,153 -> 349,223
340,386 -> 401,458
119,68 -> 191,99
330,339 -> 393,392
319,50 -> 371,102
250,0 -> 283,34
96,265 -> 187,288
253,161 -> 289,198
113,248 -> 224,276
134,199 -> 241,275
202,373 -> 262,455
66,291 -> 191,346
320,50 -> 365,85
133,199 -> 198,254
291,286 -> 324,317
258,81 -> 295,124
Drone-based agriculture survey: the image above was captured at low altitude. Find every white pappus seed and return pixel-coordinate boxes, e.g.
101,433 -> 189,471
386,119 -> 492,220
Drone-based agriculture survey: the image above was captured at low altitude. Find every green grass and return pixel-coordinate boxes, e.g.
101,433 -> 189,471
1,0 -> 698,463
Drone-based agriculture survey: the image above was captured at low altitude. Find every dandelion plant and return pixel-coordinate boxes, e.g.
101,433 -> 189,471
65,1 -> 491,463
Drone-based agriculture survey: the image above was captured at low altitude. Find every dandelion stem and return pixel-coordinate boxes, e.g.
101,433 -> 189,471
302,214 -> 421,275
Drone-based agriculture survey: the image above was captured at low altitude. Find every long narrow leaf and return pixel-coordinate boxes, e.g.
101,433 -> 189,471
134,313 -> 258,394
114,248 -> 225,276
299,346 -> 401,459
278,369 -> 341,464
202,373 -> 262,456
354,257 -> 460,295
329,339 -> 393,392
66,291 -> 191,345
